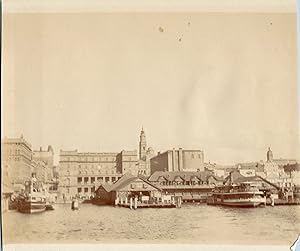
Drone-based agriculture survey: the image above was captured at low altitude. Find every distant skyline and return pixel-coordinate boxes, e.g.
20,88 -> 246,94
2,12 -> 300,165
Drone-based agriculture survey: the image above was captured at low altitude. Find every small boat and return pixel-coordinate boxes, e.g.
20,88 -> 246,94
207,182 -> 266,208
17,178 -> 46,213
45,203 -> 55,210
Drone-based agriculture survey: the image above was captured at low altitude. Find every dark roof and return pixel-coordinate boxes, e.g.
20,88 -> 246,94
96,173 -> 161,193
225,171 -> 280,190
148,171 -> 223,182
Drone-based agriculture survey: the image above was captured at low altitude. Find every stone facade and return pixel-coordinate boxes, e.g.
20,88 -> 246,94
58,128 -> 155,199
1,136 -> 33,184
58,150 -> 122,200
150,148 -> 204,174
31,159 -> 53,183
2,136 -> 55,186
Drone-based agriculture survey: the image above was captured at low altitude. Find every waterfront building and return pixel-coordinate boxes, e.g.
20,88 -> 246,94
93,173 -> 161,205
58,150 -> 123,200
1,135 -> 33,184
148,171 -> 223,202
2,135 -> 56,187
150,148 -> 204,174
58,128 -> 155,200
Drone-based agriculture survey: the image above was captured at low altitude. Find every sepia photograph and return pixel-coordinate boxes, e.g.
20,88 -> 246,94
1,0 -> 300,250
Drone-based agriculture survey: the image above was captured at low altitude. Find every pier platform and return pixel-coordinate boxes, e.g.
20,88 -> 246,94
118,203 -> 177,209
267,199 -> 300,206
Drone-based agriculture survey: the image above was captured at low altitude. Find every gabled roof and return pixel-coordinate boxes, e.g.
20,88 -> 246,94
95,173 -> 161,193
148,171 -> 223,182
226,172 -> 280,190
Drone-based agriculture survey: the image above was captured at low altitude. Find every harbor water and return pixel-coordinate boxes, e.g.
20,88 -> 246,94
3,204 -> 300,245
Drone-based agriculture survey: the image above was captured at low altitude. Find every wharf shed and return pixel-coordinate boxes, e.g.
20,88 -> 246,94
148,171 -> 224,202
93,174 -> 161,205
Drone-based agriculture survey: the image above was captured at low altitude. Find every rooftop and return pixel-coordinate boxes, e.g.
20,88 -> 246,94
148,170 -> 223,182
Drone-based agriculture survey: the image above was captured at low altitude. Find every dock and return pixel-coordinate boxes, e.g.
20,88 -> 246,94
118,203 -> 176,209
267,199 -> 300,206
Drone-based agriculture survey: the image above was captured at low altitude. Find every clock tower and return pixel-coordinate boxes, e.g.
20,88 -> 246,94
139,127 -> 147,161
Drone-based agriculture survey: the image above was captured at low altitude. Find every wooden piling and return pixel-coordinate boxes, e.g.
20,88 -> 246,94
134,197 -> 138,210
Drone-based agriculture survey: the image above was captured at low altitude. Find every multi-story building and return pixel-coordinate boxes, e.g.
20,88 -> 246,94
33,145 -> 54,181
58,128 -> 155,199
2,136 -> 56,186
1,135 -> 33,184
31,159 -> 53,183
33,145 -> 54,168
58,150 -> 123,200
150,148 -> 204,174
116,150 -> 138,174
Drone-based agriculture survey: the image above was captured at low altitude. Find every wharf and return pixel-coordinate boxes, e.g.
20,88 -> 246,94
267,199 -> 300,206
118,203 -> 177,209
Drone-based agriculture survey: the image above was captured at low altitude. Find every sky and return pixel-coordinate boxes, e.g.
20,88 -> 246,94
2,11 -> 299,165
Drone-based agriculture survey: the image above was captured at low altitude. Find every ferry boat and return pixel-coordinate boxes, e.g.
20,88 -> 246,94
207,182 -> 266,208
17,178 -> 46,213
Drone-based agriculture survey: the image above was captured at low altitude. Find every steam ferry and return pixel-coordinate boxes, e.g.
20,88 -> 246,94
207,182 -> 266,208
17,178 -> 46,213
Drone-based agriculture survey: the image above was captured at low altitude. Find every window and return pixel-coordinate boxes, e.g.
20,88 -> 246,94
198,154 -> 201,158
91,177 -> 95,183
91,187 -> 95,193
84,177 -> 89,184
192,154 -> 194,159
78,188 -> 82,193
84,187 -> 88,193
105,177 -> 110,183
77,177 -> 82,183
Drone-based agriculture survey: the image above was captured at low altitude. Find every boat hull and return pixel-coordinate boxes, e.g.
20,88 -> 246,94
18,201 -> 46,214
218,201 -> 264,208
208,198 -> 266,208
